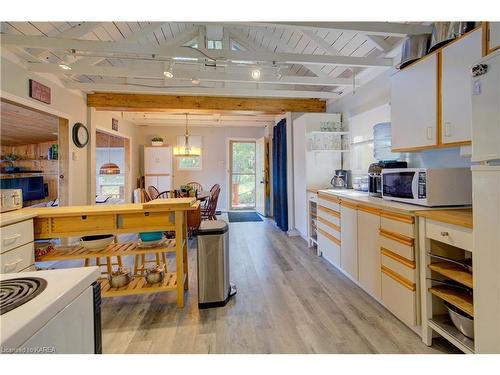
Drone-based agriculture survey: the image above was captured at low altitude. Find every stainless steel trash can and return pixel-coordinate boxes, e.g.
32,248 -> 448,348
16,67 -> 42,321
197,220 -> 235,308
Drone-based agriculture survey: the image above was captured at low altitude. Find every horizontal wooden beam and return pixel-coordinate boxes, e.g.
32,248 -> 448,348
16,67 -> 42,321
226,22 -> 433,37
26,62 -> 359,87
86,93 -> 326,113
1,34 -> 393,68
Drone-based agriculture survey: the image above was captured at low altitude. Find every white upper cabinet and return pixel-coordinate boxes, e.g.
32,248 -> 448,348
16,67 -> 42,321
391,54 -> 438,150
441,29 -> 483,144
489,22 -> 500,52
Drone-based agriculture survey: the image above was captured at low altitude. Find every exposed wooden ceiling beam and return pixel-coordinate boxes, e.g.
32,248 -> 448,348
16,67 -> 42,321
222,22 -> 432,37
27,62 -> 358,87
69,82 -> 339,99
86,93 -> 326,113
1,34 -> 393,68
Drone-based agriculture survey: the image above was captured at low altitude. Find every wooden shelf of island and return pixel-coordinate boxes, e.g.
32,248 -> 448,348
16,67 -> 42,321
37,238 -> 182,262
99,272 -> 187,297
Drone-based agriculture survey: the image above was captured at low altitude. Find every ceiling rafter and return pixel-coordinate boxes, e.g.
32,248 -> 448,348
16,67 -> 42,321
1,34 -> 393,68
221,22 -> 432,37
230,26 -> 332,80
27,61 -> 359,87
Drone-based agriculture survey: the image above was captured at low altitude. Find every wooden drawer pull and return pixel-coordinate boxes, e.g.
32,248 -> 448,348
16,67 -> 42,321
318,228 -> 341,246
318,194 -> 340,204
341,200 -> 357,209
318,205 -> 340,218
318,217 -> 341,232
379,229 -> 414,247
381,247 -> 416,269
381,266 -> 416,291
380,210 -> 414,224
357,204 -> 380,215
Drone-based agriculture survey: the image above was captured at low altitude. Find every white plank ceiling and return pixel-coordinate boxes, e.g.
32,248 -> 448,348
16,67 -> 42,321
0,22 -> 417,100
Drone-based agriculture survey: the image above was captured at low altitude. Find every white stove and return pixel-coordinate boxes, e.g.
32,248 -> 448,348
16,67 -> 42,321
0,267 -> 101,354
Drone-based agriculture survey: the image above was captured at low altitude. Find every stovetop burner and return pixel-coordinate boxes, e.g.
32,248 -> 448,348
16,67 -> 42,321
0,277 -> 47,315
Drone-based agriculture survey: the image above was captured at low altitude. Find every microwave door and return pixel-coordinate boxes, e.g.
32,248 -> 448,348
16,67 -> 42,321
383,172 -> 416,200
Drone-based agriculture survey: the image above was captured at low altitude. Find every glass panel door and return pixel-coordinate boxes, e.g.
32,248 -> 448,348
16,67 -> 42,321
230,141 -> 256,209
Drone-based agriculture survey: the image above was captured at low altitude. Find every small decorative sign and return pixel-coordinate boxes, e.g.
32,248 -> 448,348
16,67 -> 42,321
28,79 -> 51,104
112,118 -> 119,131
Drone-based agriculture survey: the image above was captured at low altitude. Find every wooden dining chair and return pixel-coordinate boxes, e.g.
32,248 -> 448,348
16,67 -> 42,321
201,185 -> 221,220
147,185 -> 160,200
187,181 -> 203,192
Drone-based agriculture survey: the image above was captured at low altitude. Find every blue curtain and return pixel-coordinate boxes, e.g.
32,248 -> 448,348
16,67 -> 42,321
272,119 -> 288,231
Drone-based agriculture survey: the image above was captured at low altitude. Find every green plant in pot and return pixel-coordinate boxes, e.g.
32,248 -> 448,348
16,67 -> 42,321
151,136 -> 164,146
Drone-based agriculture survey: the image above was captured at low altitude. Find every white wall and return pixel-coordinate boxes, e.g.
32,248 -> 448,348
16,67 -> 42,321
136,125 -> 266,210
1,55 -> 89,205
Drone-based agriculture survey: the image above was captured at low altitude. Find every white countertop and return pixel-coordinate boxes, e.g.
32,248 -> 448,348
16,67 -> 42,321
318,189 -> 470,214
0,267 -> 100,349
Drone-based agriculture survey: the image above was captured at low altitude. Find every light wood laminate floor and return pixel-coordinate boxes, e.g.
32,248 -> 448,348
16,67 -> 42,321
46,216 -> 457,354
96,216 -> 457,354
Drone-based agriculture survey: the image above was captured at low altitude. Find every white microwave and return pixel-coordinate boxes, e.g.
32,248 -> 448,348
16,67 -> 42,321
381,168 -> 472,207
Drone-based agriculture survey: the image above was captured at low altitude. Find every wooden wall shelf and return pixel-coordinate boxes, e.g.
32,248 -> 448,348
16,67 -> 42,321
429,262 -> 473,289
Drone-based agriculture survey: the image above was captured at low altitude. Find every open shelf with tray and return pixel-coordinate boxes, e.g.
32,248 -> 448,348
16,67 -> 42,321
420,217 -> 475,353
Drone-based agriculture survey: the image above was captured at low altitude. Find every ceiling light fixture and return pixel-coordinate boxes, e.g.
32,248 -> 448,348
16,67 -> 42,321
163,60 -> 174,78
58,64 -> 72,71
173,114 -> 201,157
251,68 -> 261,80
191,78 -> 200,85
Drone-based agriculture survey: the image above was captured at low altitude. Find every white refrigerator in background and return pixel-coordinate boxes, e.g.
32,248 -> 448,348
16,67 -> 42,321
470,49 -> 500,353
144,146 -> 173,192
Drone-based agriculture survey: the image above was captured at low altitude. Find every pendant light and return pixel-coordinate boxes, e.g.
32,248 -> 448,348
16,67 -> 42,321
173,113 -> 201,157
99,133 -> 121,175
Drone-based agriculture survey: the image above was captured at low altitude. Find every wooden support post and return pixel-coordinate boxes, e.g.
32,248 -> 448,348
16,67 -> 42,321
183,211 -> 189,290
175,210 -> 185,307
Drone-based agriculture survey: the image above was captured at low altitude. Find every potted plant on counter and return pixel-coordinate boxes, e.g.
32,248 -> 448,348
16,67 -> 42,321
151,136 -> 164,146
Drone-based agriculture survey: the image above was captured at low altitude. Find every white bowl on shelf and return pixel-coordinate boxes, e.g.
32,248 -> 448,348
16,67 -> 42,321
80,235 -> 114,251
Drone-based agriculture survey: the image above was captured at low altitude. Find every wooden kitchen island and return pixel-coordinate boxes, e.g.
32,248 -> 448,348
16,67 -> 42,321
32,198 -> 199,308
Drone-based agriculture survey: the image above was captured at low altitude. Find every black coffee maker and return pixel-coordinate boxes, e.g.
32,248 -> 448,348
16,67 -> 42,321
331,169 -> 350,189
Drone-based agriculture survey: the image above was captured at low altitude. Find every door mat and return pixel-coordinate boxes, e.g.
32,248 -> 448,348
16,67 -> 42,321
227,212 -> 263,223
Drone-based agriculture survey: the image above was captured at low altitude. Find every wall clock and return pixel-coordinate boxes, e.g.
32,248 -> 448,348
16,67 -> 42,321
72,122 -> 89,148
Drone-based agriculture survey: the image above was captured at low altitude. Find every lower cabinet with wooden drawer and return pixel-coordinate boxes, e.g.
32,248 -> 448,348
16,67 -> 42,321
317,197 -> 341,268
318,228 -> 341,267
381,266 -> 418,327
0,242 -> 35,273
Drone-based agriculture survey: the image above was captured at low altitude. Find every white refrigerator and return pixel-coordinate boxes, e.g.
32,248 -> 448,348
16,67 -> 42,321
470,49 -> 500,353
144,146 -> 173,192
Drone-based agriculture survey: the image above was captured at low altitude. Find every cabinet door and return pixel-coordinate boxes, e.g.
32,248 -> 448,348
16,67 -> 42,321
144,176 -> 158,190
391,54 -> 438,150
157,175 -> 172,192
442,29 -> 483,144
489,22 -> 500,52
144,147 -> 172,174
357,209 -> 381,299
340,205 -> 358,280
